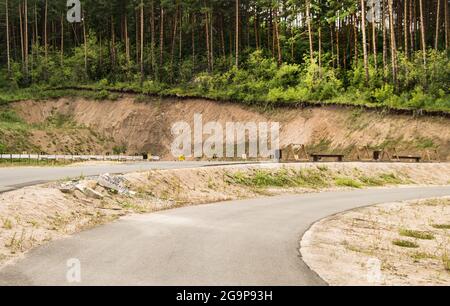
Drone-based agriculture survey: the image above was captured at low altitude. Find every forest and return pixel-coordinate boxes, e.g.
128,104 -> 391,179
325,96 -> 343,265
0,0 -> 449,112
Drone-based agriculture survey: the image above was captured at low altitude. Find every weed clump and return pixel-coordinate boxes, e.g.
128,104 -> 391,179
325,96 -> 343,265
399,229 -> 435,240
392,239 -> 419,248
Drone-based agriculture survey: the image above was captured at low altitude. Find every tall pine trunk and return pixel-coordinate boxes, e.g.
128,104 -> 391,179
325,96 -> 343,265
361,0 -> 369,83
192,14 -> 196,68
372,0 -> 377,69
60,14 -> 64,66
435,0 -> 441,49
83,12 -> 88,77
388,0 -> 397,83
445,0 -> 449,50
125,13 -> 130,65
140,0 -> 144,81
34,2 -> 37,46
336,16 -> 340,67
235,0 -> 239,67
419,0 -> 426,65
204,6 -> 211,71
273,6 -> 282,66
44,0 -> 48,61
150,0 -> 156,78
159,8 -> 164,68
210,10 -> 214,70
171,3 -> 179,73
382,0 -> 387,79
220,14 -> 226,56
409,0 -> 414,53
19,3 -> 24,67
6,0 -> 11,74
24,0 -> 28,74
404,0 -> 408,57
306,0 -> 314,63
353,14 -> 358,64
179,8 -> 182,61
318,27 -> 322,70
111,16 -> 116,69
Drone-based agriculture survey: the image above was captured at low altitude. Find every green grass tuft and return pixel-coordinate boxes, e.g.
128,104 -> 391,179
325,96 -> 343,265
443,254 -> 450,272
399,229 -> 435,240
410,252 -> 437,261
2,218 -> 13,230
378,173 -> 404,185
392,239 -> 420,248
432,224 -> 450,230
334,178 -> 363,188
226,168 -> 329,189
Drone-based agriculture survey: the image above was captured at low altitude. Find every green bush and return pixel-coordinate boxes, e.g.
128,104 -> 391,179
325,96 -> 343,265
94,90 -> 111,100
270,64 -> 301,89
142,80 -> 163,94
372,84 -> 395,104
0,110 -> 23,123
407,86 -> 433,109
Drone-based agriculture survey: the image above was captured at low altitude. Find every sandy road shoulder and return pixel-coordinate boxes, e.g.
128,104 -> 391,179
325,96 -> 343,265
301,197 -> 450,286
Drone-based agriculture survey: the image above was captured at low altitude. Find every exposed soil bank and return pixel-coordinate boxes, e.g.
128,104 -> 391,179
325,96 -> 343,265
301,197 -> 450,286
6,96 -> 450,160
1,162 -> 449,268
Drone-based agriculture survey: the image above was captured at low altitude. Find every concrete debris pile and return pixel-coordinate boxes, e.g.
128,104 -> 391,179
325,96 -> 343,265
75,183 -> 104,199
59,181 -> 78,194
97,173 -> 135,196
59,181 -> 104,200
59,173 -> 135,200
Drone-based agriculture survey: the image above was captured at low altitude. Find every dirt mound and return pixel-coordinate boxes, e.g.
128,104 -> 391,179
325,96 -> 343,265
9,96 -> 450,160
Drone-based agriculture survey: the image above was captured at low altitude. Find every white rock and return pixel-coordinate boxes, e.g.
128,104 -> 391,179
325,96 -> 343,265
83,187 -> 104,200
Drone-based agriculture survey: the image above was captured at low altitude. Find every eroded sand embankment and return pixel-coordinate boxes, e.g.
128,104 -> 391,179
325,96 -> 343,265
7,97 -> 450,160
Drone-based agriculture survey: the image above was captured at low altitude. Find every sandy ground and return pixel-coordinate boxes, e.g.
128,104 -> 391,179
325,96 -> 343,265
9,97 -> 450,160
301,197 -> 450,286
1,162 -> 450,269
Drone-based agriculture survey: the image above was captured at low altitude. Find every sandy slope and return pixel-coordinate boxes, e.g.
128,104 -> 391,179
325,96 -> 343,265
9,96 -> 450,160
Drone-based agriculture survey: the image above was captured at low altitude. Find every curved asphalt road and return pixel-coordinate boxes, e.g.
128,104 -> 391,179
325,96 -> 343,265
0,161 -> 246,193
1,186 -> 449,286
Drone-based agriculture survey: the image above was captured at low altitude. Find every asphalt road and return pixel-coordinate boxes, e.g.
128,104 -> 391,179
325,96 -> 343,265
1,186 -> 449,286
0,161 -> 245,193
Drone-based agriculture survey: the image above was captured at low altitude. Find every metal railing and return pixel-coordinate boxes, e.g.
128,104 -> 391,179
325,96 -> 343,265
0,154 -> 160,162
